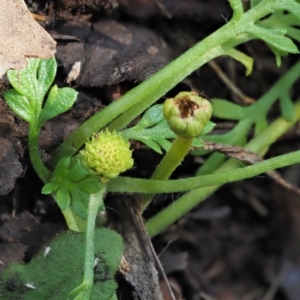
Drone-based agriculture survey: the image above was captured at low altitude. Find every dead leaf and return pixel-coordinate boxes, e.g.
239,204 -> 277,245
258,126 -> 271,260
0,0 -> 56,79
203,141 -> 300,196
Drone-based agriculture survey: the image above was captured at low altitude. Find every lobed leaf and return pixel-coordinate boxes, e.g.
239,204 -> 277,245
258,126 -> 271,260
247,25 -> 299,54
3,89 -> 33,123
39,85 -> 78,125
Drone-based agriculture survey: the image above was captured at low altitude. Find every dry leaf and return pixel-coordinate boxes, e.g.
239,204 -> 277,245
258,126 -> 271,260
0,0 -> 56,78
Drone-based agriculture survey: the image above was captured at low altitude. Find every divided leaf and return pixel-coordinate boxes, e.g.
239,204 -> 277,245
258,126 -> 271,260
247,25 -> 299,54
0,229 -> 124,300
42,157 -> 102,219
121,104 -> 215,154
39,85 -> 78,125
3,89 -> 33,123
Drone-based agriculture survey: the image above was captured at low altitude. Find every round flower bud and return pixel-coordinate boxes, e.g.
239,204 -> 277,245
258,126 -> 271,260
81,130 -> 133,180
163,91 -> 213,139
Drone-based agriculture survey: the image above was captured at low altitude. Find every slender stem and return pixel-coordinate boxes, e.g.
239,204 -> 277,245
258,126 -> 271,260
69,186 -> 106,299
28,125 -> 51,183
142,136 -> 193,209
145,101 -> 300,237
152,137 -> 193,180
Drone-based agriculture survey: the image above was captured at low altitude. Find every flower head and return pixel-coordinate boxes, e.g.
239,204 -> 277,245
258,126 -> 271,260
81,130 -> 133,180
163,91 -> 213,138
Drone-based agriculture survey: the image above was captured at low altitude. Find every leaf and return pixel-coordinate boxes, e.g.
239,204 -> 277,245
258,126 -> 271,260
7,59 -> 40,104
247,25 -> 299,54
37,58 -> 57,99
70,189 -> 90,219
211,99 -> 247,120
3,89 -> 33,122
201,121 -> 216,135
41,182 -> 58,194
136,104 -> 164,129
53,157 -> 71,178
39,85 -> 78,125
279,93 -> 296,122
65,159 -> 90,182
76,178 -> 102,194
224,48 -> 254,75
0,229 -> 123,300
56,187 -> 71,211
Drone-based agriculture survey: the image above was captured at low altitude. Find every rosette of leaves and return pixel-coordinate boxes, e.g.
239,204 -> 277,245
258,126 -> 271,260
42,157 -> 102,219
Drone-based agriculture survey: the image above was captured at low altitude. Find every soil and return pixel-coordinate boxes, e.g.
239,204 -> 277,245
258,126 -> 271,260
1,1 -> 300,299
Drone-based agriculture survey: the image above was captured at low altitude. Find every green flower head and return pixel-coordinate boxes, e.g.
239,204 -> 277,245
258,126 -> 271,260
81,130 -> 133,180
163,91 -> 213,139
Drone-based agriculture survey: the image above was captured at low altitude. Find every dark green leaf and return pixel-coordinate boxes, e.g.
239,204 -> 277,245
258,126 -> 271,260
3,89 -> 33,122
39,86 -> 78,125
53,157 -> 71,178
56,187 -> 71,210
76,178 -> 102,194
70,190 -> 89,219
65,159 -> 90,182
42,182 -> 59,194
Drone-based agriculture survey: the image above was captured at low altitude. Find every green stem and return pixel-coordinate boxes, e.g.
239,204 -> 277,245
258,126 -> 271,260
152,136 -> 193,180
69,186 -> 106,299
28,125 -> 51,183
62,206 -> 87,232
142,136 -> 193,209
144,101 -> 300,237
29,125 -> 87,232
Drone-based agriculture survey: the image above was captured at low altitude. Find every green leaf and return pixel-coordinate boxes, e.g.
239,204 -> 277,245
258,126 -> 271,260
201,121 -> 216,135
3,89 -> 33,122
56,187 -> 71,210
211,99 -> 247,120
247,25 -> 299,54
39,85 -> 78,125
279,93 -> 296,122
76,178 -> 102,194
70,190 -> 90,219
0,229 -> 123,300
136,104 -> 164,129
53,157 -> 71,178
42,182 -> 59,194
65,159 -> 90,182
224,48 -> 254,75
37,57 -> 57,99
6,59 -> 40,103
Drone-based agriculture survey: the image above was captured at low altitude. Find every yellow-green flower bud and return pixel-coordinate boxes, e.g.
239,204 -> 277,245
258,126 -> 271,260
163,91 -> 213,139
81,130 -> 133,179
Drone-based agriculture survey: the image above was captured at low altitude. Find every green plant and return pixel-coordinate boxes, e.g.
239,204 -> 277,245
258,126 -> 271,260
2,0 -> 300,299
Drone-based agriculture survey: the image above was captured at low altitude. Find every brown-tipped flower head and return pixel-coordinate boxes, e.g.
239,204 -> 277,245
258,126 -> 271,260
81,130 -> 133,179
163,91 -> 213,139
